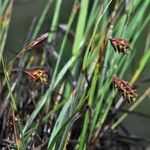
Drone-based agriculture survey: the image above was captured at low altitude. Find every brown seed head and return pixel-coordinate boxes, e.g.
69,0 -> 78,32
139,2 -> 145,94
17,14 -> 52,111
109,37 -> 130,54
6,115 -> 18,134
26,33 -> 48,50
24,69 -> 48,84
113,76 -> 137,102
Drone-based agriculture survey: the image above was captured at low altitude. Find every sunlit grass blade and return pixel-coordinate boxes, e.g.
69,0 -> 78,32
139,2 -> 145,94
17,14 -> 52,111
0,0 -> 13,62
72,0 -> 89,54
131,48 -> 150,84
48,0 -> 62,42
32,0 -> 54,39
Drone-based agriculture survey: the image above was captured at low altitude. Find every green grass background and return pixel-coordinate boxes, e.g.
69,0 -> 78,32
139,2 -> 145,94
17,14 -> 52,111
1,0 -> 150,149
6,1 -> 150,138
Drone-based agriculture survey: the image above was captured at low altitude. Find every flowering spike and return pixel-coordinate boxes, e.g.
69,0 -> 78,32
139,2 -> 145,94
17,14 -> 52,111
26,33 -> 48,50
24,69 -> 48,84
113,76 -> 137,102
109,37 -> 130,54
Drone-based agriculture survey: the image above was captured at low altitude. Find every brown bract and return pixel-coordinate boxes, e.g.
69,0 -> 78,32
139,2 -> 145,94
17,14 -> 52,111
24,69 -> 48,84
109,37 -> 130,54
113,76 -> 137,102
26,33 -> 49,50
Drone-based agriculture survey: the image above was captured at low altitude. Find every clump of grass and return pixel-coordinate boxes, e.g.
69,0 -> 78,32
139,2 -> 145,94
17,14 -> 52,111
0,0 -> 150,149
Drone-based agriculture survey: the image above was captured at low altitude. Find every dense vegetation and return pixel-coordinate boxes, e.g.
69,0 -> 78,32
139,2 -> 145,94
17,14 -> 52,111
0,0 -> 150,149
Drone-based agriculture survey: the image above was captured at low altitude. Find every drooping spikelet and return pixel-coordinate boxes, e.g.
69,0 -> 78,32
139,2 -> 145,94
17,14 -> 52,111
26,33 -> 48,50
24,69 -> 48,84
109,37 -> 130,54
113,76 -> 137,102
